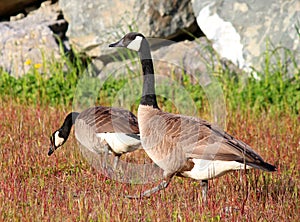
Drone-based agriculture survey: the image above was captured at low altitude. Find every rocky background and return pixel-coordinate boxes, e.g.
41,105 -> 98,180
0,0 -> 299,77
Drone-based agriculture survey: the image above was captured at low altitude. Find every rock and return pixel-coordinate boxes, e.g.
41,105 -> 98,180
0,0 -> 37,18
137,0 -> 198,39
59,0 -> 200,57
0,2 -> 67,76
151,37 -> 218,83
9,13 -> 25,21
192,0 -> 300,72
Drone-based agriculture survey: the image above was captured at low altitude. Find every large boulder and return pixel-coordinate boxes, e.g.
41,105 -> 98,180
0,2 -> 67,76
59,0 -> 199,57
192,0 -> 300,72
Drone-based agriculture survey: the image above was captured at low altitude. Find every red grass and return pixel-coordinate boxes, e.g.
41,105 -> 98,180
0,100 -> 299,221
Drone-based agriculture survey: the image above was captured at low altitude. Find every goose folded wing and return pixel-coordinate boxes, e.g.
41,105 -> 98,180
183,121 -> 267,167
159,113 -> 265,165
79,106 -> 139,134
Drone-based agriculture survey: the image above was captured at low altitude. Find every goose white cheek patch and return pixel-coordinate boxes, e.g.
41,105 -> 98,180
127,36 -> 143,51
54,131 -> 65,147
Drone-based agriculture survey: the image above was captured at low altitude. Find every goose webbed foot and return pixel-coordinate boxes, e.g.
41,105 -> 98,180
201,179 -> 208,205
125,179 -> 170,199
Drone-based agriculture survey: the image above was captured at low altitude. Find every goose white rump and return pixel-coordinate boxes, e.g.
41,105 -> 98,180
182,159 -> 252,180
96,133 -> 141,154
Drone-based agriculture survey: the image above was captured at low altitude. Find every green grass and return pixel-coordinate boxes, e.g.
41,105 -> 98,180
0,41 -> 299,221
0,42 -> 299,115
220,43 -> 300,116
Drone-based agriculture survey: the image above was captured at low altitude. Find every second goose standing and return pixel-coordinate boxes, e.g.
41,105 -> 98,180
48,106 -> 141,169
109,32 -> 276,200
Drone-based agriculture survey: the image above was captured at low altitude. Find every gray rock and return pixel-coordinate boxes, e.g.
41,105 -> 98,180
59,0 -> 198,57
9,13 -> 25,21
137,0 -> 197,39
0,2 -> 67,76
192,0 -> 300,72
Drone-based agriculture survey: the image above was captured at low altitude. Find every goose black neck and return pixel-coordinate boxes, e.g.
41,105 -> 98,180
59,112 -> 79,138
139,40 -> 159,109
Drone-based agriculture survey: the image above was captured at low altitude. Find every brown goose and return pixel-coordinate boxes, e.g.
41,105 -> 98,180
109,32 -> 276,200
48,106 -> 140,169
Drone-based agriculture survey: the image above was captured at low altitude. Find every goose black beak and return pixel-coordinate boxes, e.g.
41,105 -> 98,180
109,38 -> 124,48
48,145 -> 55,156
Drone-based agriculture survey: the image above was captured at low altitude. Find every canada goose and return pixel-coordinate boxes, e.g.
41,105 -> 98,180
109,32 -> 276,201
48,106 -> 141,169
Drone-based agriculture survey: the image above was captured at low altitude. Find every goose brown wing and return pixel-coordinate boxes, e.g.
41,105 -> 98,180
187,121 -> 266,163
157,111 -> 273,170
78,106 -> 139,134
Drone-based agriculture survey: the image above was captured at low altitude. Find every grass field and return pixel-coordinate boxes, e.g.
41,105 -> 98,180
0,99 -> 299,221
0,39 -> 299,221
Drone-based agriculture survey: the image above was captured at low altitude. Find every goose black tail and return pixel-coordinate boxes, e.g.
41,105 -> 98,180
248,161 -> 277,172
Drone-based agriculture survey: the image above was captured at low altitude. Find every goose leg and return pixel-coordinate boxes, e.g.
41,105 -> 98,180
126,175 -> 173,199
102,144 -> 110,170
113,155 -> 120,170
201,180 -> 208,205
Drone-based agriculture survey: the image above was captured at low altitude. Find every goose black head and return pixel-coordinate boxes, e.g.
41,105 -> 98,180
48,130 -> 66,156
48,112 -> 79,156
109,32 -> 145,51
